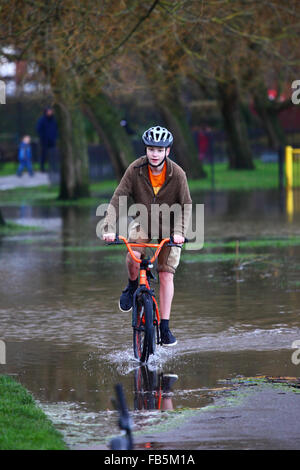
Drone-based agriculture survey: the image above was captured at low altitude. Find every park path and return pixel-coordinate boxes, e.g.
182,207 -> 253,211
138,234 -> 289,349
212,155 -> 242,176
0,172 -> 50,190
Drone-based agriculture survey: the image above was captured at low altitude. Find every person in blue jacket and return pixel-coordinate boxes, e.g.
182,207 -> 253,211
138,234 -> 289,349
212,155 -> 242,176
17,135 -> 34,177
36,107 -> 58,172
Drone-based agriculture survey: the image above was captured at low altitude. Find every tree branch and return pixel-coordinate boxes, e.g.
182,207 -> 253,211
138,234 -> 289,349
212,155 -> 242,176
72,0 -> 161,72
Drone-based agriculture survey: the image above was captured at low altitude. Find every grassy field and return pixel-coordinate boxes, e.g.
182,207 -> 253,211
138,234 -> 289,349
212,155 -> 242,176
190,160 -> 280,191
0,221 -> 43,235
0,183 -> 109,207
91,160 -> 280,192
0,159 -> 283,235
0,162 -> 41,176
0,375 -> 67,450
0,160 -> 280,207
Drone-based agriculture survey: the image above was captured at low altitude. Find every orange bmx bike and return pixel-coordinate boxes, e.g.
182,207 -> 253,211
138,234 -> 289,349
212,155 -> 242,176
106,235 -> 186,363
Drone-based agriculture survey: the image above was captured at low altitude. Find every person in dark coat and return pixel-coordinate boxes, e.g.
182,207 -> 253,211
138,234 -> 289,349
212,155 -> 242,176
36,107 -> 58,172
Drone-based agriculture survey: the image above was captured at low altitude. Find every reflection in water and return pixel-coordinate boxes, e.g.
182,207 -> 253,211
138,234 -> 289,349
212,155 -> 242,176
1,191 -> 300,448
134,366 -> 178,412
285,187 -> 300,223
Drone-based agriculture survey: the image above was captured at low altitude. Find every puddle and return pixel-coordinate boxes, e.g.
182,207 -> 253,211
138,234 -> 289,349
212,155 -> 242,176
1,190 -> 300,449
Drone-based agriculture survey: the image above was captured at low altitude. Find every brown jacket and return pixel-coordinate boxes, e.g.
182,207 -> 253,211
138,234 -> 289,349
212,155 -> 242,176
103,155 -> 192,238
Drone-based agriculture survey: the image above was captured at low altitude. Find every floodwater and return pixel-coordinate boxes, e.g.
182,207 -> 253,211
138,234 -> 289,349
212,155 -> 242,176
1,188 -> 300,449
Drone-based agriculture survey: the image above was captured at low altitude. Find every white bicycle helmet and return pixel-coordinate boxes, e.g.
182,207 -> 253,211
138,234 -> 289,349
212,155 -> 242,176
142,126 -> 173,148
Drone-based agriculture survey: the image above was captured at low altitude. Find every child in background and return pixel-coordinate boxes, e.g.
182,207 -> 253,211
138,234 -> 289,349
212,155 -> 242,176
17,135 -> 34,177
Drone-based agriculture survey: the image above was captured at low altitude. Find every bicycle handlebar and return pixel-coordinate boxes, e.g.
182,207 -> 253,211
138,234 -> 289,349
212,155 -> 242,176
105,235 -> 188,264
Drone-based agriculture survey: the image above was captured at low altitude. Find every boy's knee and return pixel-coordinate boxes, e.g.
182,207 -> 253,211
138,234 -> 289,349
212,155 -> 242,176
127,251 -> 141,262
159,271 -> 174,283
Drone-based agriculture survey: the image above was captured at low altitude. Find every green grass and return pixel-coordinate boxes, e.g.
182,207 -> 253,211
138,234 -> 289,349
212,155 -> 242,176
0,162 -> 40,176
0,183 -> 110,207
90,179 -> 118,194
189,236 -> 300,250
0,162 -> 18,176
0,221 -> 43,236
11,235 -> 299,269
0,375 -> 67,450
0,160 -> 280,208
182,252 -> 263,264
189,160 -> 279,191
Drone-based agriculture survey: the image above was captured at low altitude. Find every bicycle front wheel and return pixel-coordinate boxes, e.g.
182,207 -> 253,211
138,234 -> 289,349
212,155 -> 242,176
133,293 -> 156,363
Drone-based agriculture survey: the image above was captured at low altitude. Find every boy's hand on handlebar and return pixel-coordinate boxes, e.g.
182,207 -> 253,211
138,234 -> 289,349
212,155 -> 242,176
103,233 -> 116,242
172,234 -> 185,244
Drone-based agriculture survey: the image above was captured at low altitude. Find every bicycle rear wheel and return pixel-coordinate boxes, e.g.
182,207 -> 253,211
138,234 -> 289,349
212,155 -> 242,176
133,293 -> 156,363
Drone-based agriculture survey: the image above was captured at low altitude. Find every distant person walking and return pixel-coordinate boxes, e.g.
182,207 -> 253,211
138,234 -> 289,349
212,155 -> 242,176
17,135 -> 34,177
197,127 -> 209,161
36,107 -> 58,172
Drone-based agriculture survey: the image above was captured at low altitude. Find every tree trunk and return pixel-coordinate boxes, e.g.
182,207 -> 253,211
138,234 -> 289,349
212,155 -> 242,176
0,209 -> 5,225
83,92 -> 136,181
253,85 -> 287,150
54,100 -> 90,200
158,94 -> 207,179
153,79 -> 206,178
217,78 -> 255,170
141,56 -> 206,179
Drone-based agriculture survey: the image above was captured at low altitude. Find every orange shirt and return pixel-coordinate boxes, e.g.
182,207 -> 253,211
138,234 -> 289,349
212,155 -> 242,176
148,163 -> 166,195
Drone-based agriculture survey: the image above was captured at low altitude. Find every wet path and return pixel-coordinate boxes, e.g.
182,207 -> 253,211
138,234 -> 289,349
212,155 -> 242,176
0,189 -> 300,449
0,171 -> 50,190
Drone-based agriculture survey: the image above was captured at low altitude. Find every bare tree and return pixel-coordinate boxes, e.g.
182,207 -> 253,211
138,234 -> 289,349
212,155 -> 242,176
0,1 -> 161,196
163,0 -> 300,168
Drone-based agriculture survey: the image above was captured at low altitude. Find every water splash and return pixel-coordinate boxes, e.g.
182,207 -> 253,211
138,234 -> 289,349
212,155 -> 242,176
105,345 -> 176,375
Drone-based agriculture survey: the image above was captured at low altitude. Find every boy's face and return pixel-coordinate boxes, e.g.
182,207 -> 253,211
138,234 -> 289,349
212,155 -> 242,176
146,146 -> 170,167
23,136 -> 30,144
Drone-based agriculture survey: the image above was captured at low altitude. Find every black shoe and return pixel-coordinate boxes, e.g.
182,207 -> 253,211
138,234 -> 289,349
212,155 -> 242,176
119,279 -> 138,312
160,327 -> 177,347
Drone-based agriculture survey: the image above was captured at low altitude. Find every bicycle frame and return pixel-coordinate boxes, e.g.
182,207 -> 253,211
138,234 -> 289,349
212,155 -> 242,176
106,234 -> 186,360
117,235 -> 173,326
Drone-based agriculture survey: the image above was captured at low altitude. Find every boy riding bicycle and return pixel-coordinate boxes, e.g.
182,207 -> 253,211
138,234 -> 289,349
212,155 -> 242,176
102,126 -> 192,346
